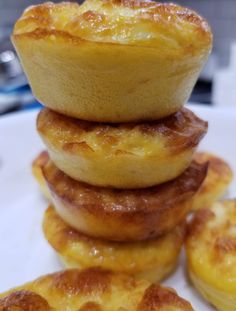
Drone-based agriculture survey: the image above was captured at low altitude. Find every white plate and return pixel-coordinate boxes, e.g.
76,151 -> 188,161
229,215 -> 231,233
0,105 -> 236,310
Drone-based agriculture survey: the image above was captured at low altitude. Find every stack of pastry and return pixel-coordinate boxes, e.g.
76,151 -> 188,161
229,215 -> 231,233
12,0 -> 213,283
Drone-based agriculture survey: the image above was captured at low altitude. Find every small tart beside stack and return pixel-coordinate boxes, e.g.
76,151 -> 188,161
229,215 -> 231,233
186,200 -> 236,311
192,152 -> 233,210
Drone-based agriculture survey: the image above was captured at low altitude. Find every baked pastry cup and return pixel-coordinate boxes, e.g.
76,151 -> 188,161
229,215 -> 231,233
43,206 -> 185,282
32,151 -> 232,214
42,159 -> 207,241
12,0 -> 212,122
37,107 -> 207,189
0,268 -> 195,311
186,200 -> 236,311
192,152 -> 233,211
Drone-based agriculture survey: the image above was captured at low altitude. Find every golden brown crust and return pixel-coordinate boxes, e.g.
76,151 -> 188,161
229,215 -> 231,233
32,150 -> 49,169
194,152 -> 233,198
187,208 -> 215,238
46,269 -> 111,295
0,290 -> 53,310
192,152 -> 233,210
37,108 -> 207,189
79,301 -> 102,311
215,236 -> 236,253
37,107 -> 207,156
44,159 -> 207,216
42,159 -> 207,241
186,199 -> 236,306
13,0 -> 212,54
137,284 -> 193,311
32,150 -> 232,210
32,151 -> 52,200
187,200 -> 236,261
43,206 -> 185,281
0,269 -> 195,311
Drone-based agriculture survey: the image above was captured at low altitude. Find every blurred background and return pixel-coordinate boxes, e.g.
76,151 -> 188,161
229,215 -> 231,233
0,0 -> 236,115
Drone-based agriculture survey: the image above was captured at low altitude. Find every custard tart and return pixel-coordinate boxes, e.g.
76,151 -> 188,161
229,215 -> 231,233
0,268 -> 195,311
37,107 -> 207,189
186,200 -> 236,311
12,0 -> 212,122
43,206 -> 185,282
42,159 -> 207,241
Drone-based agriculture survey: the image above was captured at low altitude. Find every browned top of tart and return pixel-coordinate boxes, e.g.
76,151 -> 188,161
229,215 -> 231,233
0,290 -> 53,311
13,0 -> 212,56
0,269 -> 194,310
43,160 -> 207,215
37,108 -> 207,156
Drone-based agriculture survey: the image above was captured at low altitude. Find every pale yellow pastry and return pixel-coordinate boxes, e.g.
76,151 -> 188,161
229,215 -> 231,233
42,159 -> 207,241
12,0 -> 212,122
37,107 -> 207,189
192,152 -> 233,210
0,268 -> 195,311
43,206 -> 185,282
186,199 -> 236,311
